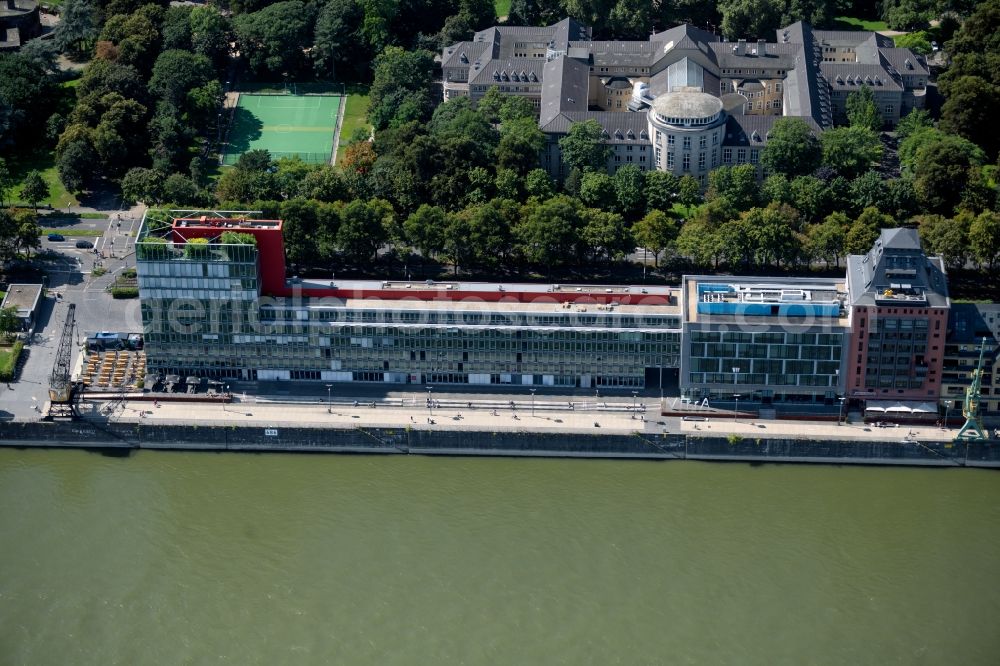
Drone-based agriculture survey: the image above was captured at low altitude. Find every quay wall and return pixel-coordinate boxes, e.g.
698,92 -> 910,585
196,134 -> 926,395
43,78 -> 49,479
0,421 -> 998,467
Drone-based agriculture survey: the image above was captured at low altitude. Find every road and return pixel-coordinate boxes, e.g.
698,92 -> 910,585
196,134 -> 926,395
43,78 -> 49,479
1,205 -> 144,420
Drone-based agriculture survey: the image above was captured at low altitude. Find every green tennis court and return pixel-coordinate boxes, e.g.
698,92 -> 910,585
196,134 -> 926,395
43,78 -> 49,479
222,94 -> 342,165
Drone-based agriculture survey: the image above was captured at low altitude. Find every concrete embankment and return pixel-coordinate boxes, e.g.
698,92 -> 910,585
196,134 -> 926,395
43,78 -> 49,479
0,420 -> 997,467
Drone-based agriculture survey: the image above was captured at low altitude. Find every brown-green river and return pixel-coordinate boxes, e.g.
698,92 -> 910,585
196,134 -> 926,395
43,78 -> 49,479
0,449 -> 998,665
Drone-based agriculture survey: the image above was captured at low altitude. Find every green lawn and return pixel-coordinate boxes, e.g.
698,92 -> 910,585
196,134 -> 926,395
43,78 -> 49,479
9,150 -> 78,209
494,0 -> 510,18
670,202 -> 697,219
834,16 -> 890,32
0,341 -> 24,382
39,228 -> 105,236
336,85 -> 371,164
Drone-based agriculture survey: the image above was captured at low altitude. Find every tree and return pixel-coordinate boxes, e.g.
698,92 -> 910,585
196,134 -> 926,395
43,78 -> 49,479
149,50 -> 215,107
55,0 -> 98,55
515,195 -> 581,267
844,207 -> 893,255
121,167 -> 164,204
633,210 -> 679,267
805,212 -> 848,268
0,159 -> 10,207
946,0 -> 1000,56
558,120 -> 609,173
719,0 -> 781,40
845,84 -> 882,131
465,200 -> 513,267
820,126 -> 882,179
162,173 -> 200,204
235,1 -> 313,76
677,175 -> 702,208
404,203 -> 448,258
20,171 -> 48,211
0,306 -> 18,340
280,198 -> 322,266
58,141 -> 95,193
939,75 -> 1000,159
189,6 -> 232,69
578,171 -> 614,208
848,171 -> 885,212
14,210 -> 41,259
580,208 -> 631,262
524,169 -> 554,199
893,31 -> 933,55
760,117 -> 822,178
0,53 -> 56,147
969,210 -> 1000,271
644,170 -> 678,212
912,133 -> 986,214
337,199 -> 393,261
917,213 -> 970,270
612,164 -> 645,220
313,0 -> 364,80
895,108 -> 932,141
707,164 -> 758,210
496,117 -> 545,174
368,46 -> 436,131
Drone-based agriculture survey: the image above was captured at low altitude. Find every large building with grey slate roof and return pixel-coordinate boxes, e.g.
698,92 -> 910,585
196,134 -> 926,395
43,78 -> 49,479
441,18 -> 928,184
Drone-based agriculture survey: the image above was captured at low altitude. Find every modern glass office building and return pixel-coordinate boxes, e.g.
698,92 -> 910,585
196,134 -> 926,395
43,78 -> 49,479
679,276 -> 851,403
136,211 -> 683,389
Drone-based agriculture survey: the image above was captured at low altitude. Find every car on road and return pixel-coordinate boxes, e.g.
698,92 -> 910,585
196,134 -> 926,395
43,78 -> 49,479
47,233 -> 64,241
75,240 -> 94,249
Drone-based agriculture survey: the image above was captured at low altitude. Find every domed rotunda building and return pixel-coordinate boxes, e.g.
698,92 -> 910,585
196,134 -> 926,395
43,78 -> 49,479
647,88 -> 726,178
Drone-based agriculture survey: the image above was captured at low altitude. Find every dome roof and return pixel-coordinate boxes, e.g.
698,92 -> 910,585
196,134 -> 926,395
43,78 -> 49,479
650,91 -> 723,121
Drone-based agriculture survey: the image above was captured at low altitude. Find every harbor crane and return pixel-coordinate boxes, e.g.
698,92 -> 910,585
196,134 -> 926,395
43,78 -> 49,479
47,303 -> 79,419
954,337 -> 990,442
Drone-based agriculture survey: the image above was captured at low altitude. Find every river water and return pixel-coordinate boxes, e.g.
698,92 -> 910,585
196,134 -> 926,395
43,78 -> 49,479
0,449 -> 997,665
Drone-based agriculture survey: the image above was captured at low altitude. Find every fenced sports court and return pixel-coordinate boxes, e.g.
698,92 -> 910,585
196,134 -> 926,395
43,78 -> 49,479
221,90 -> 342,166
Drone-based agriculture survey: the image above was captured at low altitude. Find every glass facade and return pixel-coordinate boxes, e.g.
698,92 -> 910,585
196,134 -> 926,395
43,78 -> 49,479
137,229 -> 683,388
684,329 -> 845,401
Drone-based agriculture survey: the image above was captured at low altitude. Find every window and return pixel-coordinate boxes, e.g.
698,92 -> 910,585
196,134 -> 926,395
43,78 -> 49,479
699,136 -> 706,149
885,104 -> 894,114
712,132 -> 718,146
667,134 -> 674,146
737,148 -> 746,163
723,148 -> 732,164
666,152 -> 674,168
682,154 -> 690,171
750,149 -> 759,163
698,152 -> 705,170
682,136 -> 691,150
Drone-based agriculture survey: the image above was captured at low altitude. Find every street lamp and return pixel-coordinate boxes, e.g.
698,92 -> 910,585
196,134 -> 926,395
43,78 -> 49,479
838,396 -> 846,426
732,367 -> 740,422
530,388 -> 536,417
631,390 -> 638,419
426,385 -> 433,417
222,383 -> 229,413
325,383 -> 332,413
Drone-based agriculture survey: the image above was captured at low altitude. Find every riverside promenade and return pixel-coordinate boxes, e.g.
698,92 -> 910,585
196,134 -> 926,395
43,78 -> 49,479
3,393 -> 997,466
88,394 -> 959,443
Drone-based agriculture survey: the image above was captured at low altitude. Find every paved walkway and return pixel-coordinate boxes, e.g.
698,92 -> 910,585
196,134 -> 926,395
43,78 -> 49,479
84,396 -> 961,443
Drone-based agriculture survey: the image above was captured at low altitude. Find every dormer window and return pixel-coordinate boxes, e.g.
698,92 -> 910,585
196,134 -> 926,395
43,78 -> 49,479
614,129 -> 624,139
904,58 -> 913,70
460,52 -> 468,63
493,70 -> 500,81
639,129 -> 648,140
626,129 -> 635,139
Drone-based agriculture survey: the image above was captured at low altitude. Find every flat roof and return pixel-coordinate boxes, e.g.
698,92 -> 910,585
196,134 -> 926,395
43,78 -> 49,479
271,296 -> 681,319
1,284 -> 43,315
684,276 -> 849,327
298,278 -> 673,297
172,216 -> 282,230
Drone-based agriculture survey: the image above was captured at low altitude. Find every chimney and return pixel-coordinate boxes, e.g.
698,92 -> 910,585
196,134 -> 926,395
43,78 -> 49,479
736,38 -> 746,55
757,39 -> 766,56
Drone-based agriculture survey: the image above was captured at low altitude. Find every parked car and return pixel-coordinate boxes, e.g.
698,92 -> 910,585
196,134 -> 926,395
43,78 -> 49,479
75,240 -> 94,249
47,233 -> 64,241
